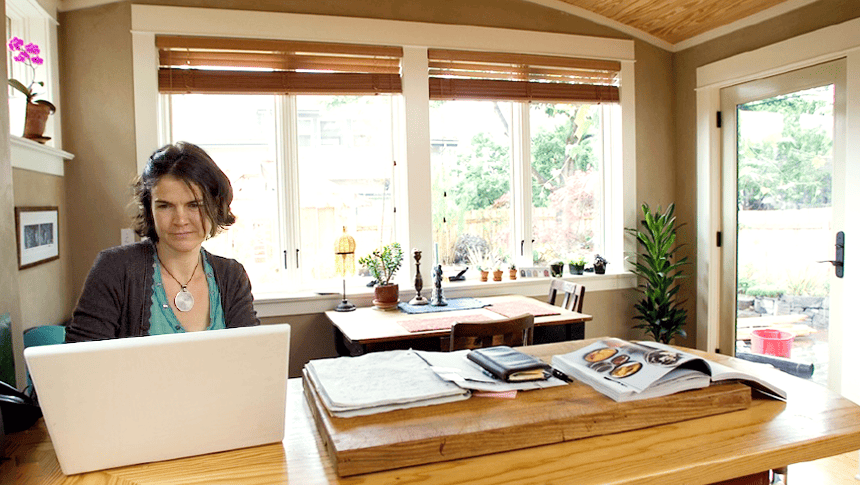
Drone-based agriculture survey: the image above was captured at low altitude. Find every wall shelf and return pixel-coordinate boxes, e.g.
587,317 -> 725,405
10,136 -> 74,176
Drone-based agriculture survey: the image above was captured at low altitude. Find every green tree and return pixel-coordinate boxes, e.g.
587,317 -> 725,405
737,88 -> 833,210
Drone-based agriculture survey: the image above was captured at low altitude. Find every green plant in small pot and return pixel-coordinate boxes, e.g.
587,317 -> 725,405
508,262 -> 517,280
569,256 -> 587,275
625,203 -> 688,344
358,242 -> 404,311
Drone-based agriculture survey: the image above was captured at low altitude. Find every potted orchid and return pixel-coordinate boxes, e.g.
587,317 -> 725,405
7,37 -> 56,142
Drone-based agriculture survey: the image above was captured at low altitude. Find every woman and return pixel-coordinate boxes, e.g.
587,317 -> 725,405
66,142 -> 259,342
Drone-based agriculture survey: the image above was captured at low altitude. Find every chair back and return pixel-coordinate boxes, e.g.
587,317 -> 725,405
0,313 -> 15,387
449,314 -> 535,351
548,280 -> 586,313
23,325 -> 65,398
23,325 -> 65,349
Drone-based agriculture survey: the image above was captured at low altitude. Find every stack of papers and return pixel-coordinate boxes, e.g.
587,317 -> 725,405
305,350 -> 470,418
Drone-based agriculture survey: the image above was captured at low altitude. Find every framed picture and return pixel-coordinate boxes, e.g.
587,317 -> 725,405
15,206 -> 59,270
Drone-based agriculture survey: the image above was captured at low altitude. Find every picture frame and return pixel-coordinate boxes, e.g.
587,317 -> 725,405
15,206 -> 59,270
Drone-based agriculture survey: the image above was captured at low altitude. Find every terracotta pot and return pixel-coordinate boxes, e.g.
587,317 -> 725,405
23,102 -> 53,143
373,284 -> 399,310
480,270 -> 489,282
509,269 -> 517,280
492,270 -> 503,281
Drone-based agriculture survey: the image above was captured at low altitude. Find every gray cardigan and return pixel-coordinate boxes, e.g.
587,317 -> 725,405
66,240 -> 259,343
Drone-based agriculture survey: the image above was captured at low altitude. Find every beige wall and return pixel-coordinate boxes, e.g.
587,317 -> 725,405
12,168 -> 72,330
59,1 -> 137,300
55,0 -> 671,371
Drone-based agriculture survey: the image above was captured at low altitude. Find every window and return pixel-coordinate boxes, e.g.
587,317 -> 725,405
428,49 -> 620,278
157,36 -> 401,292
137,11 -> 635,299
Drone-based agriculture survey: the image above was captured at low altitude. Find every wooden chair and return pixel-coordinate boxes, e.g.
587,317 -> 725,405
547,279 -> 585,313
449,314 -> 535,351
536,280 -> 586,344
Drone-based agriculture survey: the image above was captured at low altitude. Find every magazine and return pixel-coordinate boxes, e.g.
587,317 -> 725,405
551,338 -> 786,402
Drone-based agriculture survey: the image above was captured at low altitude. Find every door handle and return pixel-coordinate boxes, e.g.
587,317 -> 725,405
817,231 -> 844,278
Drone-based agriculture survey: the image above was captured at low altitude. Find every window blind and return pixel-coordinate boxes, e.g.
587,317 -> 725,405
428,49 -> 620,103
157,36 -> 402,95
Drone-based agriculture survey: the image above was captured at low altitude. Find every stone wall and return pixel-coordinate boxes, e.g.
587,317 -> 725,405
738,294 -> 829,329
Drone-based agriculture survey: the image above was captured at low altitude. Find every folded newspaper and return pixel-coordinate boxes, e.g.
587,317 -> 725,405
552,338 -> 786,402
305,350 -> 470,418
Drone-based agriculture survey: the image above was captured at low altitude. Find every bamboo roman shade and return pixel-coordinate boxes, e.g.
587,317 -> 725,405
428,49 -> 620,103
157,36 -> 403,95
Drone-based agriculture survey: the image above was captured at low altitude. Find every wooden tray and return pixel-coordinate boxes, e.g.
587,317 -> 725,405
303,367 -> 751,477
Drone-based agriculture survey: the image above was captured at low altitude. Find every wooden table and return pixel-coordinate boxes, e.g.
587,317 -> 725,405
4,339 -> 860,485
326,294 -> 592,355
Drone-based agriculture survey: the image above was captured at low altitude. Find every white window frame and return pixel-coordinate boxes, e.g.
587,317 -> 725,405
131,5 -> 637,315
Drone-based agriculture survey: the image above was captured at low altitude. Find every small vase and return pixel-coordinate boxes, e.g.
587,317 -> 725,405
509,269 -> 517,280
23,101 -> 54,143
480,270 -> 489,282
570,264 -> 585,275
492,270 -> 503,281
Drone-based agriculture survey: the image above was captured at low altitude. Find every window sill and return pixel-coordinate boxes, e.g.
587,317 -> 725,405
10,136 -> 74,176
253,271 -> 636,317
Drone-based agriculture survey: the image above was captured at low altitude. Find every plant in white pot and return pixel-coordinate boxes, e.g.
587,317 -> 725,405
359,243 -> 404,310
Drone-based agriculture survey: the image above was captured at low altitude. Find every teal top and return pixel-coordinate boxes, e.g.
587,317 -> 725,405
149,251 -> 225,334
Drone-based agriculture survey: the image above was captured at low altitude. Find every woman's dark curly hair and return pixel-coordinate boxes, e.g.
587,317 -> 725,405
131,142 -> 236,242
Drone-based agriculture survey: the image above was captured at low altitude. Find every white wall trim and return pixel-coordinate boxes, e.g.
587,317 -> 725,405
697,17 -> 860,89
10,135 -> 74,176
695,16 -> 860,372
130,5 -> 634,61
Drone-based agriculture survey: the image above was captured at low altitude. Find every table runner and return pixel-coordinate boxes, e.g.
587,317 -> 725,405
397,297 -> 486,314
485,300 -> 561,318
398,314 -> 489,333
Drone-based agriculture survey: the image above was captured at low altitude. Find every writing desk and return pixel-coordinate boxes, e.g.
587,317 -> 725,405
325,294 -> 592,355
4,340 -> 860,484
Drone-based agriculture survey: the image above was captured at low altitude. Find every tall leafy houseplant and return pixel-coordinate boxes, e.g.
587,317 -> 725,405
626,203 -> 688,344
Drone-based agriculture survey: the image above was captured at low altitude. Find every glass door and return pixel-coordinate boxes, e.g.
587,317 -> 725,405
721,60 -> 845,389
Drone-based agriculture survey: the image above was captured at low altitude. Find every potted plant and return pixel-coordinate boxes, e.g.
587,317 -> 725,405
625,203 -> 688,344
550,260 -> 565,278
7,37 -> 56,142
569,256 -> 587,275
358,242 -> 404,310
467,245 -> 491,282
508,262 -> 517,280
491,261 -> 504,281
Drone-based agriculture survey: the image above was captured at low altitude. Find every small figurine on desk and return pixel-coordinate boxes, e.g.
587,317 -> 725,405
430,264 -> 447,306
409,249 -> 428,305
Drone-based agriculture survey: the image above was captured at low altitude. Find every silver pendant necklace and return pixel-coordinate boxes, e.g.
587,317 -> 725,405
160,253 -> 200,312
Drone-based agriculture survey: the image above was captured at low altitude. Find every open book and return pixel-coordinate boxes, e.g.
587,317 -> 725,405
552,338 -> 786,402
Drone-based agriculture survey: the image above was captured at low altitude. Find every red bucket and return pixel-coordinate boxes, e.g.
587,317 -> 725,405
750,329 -> 794,358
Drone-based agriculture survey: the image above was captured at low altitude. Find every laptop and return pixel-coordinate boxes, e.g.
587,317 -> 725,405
24,324 -> 290,475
